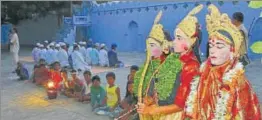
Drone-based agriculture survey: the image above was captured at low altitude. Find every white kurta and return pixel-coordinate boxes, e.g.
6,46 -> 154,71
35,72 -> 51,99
32,47 -> 40,63
32,47 -> 38,63
52,49 -> 59,62
80,46 -> 86,61
68,46 -> 74,56
72,50 -> 91,71
35,48 -> 41,62
84,82 -> 92,95
57,49 -> 69,67
39,49 -> 47,61
85,47 -> 92,64
46,49 -> 54,64
99,49 -> 109,66
10,33 -> 20,65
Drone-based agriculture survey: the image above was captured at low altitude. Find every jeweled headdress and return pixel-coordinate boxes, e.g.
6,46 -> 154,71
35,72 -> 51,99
177,4 -> 203,46
206,4 -> 244,56
148,10 -> 170,54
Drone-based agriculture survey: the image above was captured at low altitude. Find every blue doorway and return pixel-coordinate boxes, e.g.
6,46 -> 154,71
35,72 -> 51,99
127,21 -> 139,52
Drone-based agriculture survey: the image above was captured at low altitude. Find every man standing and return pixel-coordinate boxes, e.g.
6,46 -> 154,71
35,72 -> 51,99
9,27 -> 20,70
232,12 -> 250,66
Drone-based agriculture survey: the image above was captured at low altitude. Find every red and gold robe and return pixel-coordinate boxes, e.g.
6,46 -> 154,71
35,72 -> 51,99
157,51 -> 200,120
175,51 -> 200,109
184,59 -> 261,120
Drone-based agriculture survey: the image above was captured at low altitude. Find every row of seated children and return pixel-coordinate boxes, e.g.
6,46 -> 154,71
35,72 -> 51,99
31,59 -> 139,119
91,65 -> 139,119
31,59 -> 92,102
60,65 -> 139,119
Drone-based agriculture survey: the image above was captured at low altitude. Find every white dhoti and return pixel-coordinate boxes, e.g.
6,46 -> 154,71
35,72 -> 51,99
11,51 -> 19,65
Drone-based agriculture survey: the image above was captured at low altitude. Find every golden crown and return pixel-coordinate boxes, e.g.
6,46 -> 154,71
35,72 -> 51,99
177,4 -> 203,46
148,10 -> 166,44
148,10 -> 170,54
206,4 -> 244,56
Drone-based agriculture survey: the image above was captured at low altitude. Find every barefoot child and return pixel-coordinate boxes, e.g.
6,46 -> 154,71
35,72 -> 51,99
70,70 -> 85,101
79,70 -> 92,102
91,75 -> 106,110
34,63 -> 50,85
114,81 -> 138,120
95,72 -> 121,117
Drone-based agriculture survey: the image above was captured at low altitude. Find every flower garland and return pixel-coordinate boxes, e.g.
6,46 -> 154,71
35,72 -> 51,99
213,62 -> 243,120
185,62 -> 206,114
133,59 -> 160,96
155,53 -> 182,100
185,76 -> 200,113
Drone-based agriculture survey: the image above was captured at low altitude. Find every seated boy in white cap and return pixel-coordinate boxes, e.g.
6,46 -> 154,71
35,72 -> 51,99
99,43 -> 109,67
89,44 -> 99,66
46,43 -> 55,65
58,42 -> 69,68
53,44 -> 60,62
39,44 -> 47,62
79,41 -> 87,60
32,43 -> 41,63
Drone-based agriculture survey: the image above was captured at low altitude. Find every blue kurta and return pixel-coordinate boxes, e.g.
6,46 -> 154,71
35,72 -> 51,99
89,48 -> 99,65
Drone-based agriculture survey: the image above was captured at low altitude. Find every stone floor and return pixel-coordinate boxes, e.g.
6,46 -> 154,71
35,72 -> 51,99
1,48 -> 262,120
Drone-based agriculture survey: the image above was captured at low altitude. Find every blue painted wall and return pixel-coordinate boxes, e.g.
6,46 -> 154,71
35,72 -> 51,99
249,17 -> 262,60
1,24 -> 12,45
88,1 -> 261,56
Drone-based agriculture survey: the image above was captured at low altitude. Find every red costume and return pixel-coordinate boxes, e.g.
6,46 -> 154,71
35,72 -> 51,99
174,50 -> 200,108
50,69 -> 62,88
184,4 -> 261,120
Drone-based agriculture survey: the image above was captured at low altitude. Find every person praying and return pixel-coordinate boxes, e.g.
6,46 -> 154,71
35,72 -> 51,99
99,43 -> 109,67
71,45 -> 91,71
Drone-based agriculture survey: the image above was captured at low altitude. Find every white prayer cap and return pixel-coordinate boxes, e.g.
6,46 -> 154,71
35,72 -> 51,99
36,43 -> 41,46
60,42 -> 66,46
44,40 -> 48,43
82,42 -> 87,45
78,41 -> 83,45
55,44 -> 60,47
100,43 -> 106,48
73,42 -> 77,45
95,43 -> 100,46
49,43 -> 55,46
40,44 -> 44,47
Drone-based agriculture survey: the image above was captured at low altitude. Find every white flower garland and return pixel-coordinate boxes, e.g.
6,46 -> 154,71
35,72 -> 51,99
213,62 -> 243,120
185,62 -> 206,114
185,76 -> 200,113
